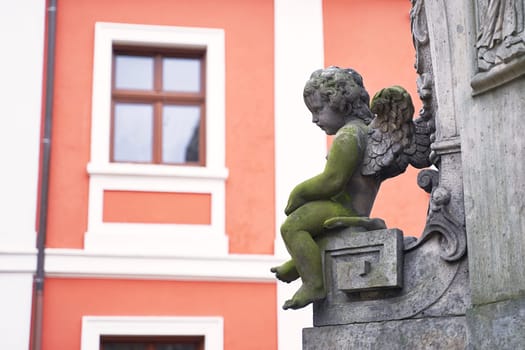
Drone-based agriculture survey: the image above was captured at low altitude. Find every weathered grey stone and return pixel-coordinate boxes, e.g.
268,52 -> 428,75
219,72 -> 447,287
463,74 -> 525,305
466,296 -> 525,349
303,316 -> 467,350
414,258 -> 470,318
420,0 -> 525,306
313,232 -> 468,326
301,0 -> 525,347
417,0 -> 525,347
473,0 -> 525,88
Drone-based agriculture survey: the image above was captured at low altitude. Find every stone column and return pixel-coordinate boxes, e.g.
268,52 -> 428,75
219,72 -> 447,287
424,0 -> 525,347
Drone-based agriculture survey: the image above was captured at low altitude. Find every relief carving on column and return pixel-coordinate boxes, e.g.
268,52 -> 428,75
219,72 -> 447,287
476,0 -> 525,71
407,0 -> 467,262
472,0 -> 525,94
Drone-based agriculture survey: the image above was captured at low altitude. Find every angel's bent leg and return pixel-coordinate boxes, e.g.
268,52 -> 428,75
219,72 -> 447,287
278,200 -> 351,309
280,223 -> 325,309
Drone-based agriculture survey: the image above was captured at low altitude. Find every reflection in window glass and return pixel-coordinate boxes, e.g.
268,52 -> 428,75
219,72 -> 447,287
162,105 -> 201,163
157,344 -> 198,350
115,55 -> 154,90
113,103 -> 153,162
102,343 -> 198,350
163,58 -> 201,92
102,343 -> 147,350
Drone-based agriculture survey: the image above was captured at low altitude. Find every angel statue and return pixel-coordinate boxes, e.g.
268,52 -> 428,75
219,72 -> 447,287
271,67 -> 431,310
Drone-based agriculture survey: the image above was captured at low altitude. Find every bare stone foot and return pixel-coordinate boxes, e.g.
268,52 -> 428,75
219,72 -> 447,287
270,260 -> 300,283
282,283 -> 326,310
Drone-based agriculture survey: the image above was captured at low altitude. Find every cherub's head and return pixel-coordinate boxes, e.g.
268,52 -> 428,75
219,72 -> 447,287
303,66 -> 373,125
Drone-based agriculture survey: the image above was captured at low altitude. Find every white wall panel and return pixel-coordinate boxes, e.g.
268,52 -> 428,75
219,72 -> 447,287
274,0 -> 325,349
0,1 -> 45,348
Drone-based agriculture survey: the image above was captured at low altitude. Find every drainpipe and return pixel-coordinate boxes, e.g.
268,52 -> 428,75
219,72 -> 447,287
32,0 -> 57,349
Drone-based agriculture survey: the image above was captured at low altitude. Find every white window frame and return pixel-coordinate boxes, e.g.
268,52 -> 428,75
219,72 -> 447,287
81,316 -> 223,350
86,22 -> 228,256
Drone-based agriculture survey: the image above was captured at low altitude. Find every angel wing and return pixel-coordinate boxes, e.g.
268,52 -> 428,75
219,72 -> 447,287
361,86 -> 432,181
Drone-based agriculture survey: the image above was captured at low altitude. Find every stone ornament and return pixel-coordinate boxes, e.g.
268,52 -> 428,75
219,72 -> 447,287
405,169 -> 467,262
313,230 -> 467,326
410,0 -> 436,161
476,0 -> 525,71
327,229 -> 404,293
271,67 -> 432,310
472,0 -> 525,93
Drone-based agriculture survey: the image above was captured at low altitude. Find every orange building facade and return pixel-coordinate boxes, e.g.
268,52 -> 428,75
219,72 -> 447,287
0,1 -> 427,349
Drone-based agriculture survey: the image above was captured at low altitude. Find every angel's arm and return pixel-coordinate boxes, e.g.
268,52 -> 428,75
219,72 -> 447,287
285,125 -> 365,215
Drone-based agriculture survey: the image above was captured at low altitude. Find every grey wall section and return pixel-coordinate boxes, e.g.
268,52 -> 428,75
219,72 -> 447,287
302,0 -> 525,347
304,317 -> 467,350
424,0 -> 525,347
467,297 -> 525,350
424,0 -> 525,305
464,76 -> 525,304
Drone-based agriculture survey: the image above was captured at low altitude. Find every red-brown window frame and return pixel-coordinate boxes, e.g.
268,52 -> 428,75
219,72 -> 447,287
110,45 -> 206,166
100,335 -> 205,350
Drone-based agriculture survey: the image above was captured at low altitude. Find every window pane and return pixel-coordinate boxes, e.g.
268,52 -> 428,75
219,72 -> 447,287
114,103 -> 153,162
163,58 -> 201,92
102,343 -> 197,350
157,344 -> 198,350
115,55 -> 154,90
162,105 -> 201,163
102,343 -> 147,350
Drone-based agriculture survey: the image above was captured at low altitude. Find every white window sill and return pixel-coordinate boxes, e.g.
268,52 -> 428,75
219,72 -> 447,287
85,163 -> 229,256
87,162 -> 228,180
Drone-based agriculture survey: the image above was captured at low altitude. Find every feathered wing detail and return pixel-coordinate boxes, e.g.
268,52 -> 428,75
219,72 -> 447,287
407,113 -> 433,169
362,86 -> 432,181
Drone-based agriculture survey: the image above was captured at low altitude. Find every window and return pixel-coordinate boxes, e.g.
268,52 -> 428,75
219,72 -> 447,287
101,335 -> 204,350
81,316 -> 223,350
86,23 -> 228,255
111,48 -> 206,165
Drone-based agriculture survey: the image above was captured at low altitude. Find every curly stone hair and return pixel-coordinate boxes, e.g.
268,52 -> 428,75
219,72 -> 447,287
303,66 -> 373,124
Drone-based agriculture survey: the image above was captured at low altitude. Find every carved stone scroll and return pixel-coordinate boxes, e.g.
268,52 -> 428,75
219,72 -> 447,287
405,169 -> 467,262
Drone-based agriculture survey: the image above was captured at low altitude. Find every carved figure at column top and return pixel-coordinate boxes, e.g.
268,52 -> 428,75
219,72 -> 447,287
476,0 -> 525,71
271,67 -> 432,310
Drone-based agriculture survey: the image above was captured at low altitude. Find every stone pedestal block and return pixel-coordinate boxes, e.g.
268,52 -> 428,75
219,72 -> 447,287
324,228 -> 403,293
313,228 -> 469,327
303,316 -> 467,350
